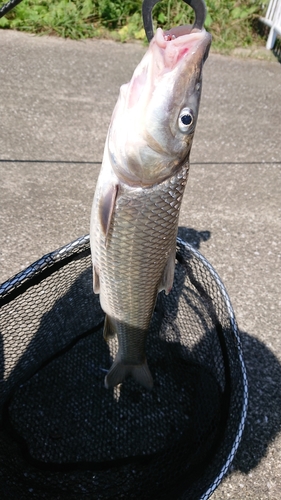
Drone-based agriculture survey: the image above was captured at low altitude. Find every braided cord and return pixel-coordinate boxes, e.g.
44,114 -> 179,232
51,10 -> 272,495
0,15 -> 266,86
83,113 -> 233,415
0,0 -> 24,18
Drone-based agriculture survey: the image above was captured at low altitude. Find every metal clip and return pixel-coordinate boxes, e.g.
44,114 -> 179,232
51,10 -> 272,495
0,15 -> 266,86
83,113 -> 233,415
142,0 -> 207,42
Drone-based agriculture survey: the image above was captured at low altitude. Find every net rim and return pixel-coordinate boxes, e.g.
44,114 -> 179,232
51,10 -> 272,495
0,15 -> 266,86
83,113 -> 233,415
176,237 -> 248,499
0,234 -> 248,499
0,235 -> 91,305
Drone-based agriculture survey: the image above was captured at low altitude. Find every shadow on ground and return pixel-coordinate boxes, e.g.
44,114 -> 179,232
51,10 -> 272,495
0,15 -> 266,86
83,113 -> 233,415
180,227 -> 281,475
181,228 -> 281,475
233,329 -> 281,473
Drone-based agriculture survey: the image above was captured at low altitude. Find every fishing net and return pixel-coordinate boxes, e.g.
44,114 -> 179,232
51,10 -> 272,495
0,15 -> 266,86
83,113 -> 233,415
0,235 -> 248,500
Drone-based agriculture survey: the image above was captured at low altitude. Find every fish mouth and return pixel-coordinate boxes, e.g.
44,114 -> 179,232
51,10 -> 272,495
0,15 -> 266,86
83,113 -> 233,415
163,24 -> 211,63
153,26 -> 211,69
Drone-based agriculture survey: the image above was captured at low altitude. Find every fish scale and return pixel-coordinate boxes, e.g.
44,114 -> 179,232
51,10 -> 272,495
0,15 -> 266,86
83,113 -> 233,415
95,165 -> 188,379
100,166 -> 188,323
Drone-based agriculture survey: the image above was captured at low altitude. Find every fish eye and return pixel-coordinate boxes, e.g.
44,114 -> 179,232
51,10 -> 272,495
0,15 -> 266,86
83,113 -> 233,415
178,108 -> 194,133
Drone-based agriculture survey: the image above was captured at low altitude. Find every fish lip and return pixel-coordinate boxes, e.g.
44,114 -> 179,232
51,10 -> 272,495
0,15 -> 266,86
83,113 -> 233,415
152,27 -> 212,69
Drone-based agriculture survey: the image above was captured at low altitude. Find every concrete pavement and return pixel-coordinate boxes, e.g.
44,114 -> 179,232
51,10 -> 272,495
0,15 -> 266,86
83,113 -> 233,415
0,29 -> 281,499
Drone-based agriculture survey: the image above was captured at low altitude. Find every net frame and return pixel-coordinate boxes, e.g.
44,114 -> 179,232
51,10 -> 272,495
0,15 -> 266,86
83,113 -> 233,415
0,235 -> 248,499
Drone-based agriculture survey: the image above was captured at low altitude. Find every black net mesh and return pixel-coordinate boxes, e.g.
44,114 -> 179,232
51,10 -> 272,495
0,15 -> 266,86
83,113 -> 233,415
0,235 -> 248,500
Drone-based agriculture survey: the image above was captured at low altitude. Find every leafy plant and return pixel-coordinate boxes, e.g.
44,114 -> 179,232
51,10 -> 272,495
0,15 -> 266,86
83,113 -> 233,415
0,0 -> 269,51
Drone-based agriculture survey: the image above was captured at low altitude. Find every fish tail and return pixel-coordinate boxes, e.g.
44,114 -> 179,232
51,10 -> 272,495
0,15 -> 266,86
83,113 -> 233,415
104,353 -> 153,390
131,362 -> 154,389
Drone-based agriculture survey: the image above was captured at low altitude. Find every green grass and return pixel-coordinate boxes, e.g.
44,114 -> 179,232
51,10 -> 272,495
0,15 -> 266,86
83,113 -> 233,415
0,0 -> 269,52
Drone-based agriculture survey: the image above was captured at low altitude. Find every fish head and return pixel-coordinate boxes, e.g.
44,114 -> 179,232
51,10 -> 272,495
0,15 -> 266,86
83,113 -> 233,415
108,26 -> 211,187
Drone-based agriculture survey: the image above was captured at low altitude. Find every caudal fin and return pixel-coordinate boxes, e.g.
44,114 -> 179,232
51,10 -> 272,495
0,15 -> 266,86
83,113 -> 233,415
104,353 -> 153,390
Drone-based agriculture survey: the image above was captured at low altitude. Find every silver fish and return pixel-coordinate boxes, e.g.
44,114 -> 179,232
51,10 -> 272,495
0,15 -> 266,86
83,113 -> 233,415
90,26 -> 211,389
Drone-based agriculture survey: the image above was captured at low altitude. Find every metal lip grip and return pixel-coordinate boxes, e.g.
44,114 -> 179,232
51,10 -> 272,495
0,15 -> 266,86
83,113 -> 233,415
142,0 -> 207,42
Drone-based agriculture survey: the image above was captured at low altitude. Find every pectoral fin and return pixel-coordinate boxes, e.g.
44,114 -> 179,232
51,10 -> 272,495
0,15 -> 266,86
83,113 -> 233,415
103,314 -> 117,340
93,265 -> 100,294
99,184 -> 119,243
159,246 -> 176,295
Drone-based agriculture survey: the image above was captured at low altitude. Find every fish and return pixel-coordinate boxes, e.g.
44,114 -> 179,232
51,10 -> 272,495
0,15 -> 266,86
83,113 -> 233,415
90,25 -> 211,389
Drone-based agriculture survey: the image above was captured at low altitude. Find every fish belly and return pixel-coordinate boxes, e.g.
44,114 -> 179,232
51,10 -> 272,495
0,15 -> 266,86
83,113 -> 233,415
92,164 -> 189,388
